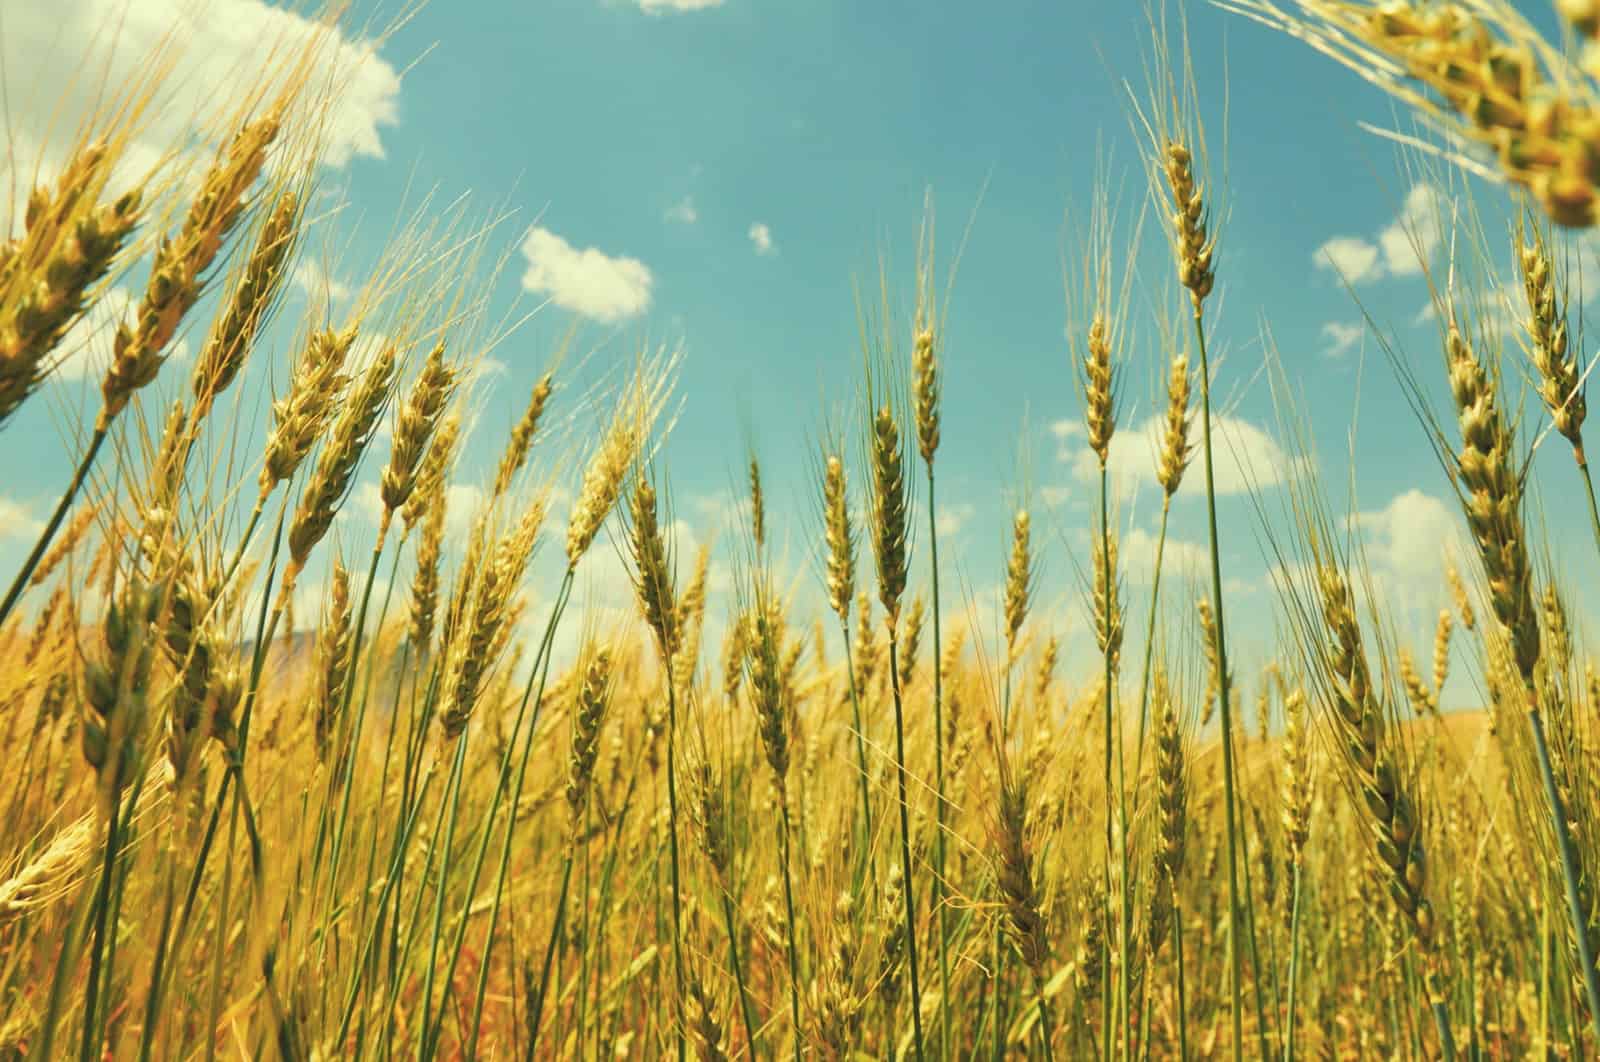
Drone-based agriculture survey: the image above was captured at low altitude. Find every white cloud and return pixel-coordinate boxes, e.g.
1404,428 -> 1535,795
1414,279 -> 1522,334
353,478 -> 486,545
935,502 -> 975,538
1379,184 -> 1444,278
1354,489 -> 1465,598
636,0 -> 726,11
1283,488 -> 1468,634
1052,412 -> 1298,499
1121,525 -> 1209,585
0,497 -> 42,541
1314,237 -> 1383,284
519,227 -> 653,322
43,284 -> 192,385
1048,420 -> 1084,444
1320,321 -> 1363,359
1313,183 -> 1443,285
747,222 -> 775,256
690,489 -> 754,539
293,261 -> 353,303
664,197 -> 698,224
51,287 -> 134,381
0,0 -> 400,232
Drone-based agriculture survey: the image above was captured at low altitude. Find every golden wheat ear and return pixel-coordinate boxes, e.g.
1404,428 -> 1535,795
0,143 -> 142,427
100,113 -> 281,430
493,372 -> 553,499
191,183 -> 302,421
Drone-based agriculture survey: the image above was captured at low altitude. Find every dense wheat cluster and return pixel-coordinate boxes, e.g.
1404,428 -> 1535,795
12,2 -> 1600,1059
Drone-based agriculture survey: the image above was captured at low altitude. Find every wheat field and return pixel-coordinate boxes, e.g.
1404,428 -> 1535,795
5,1 -> 1600,1059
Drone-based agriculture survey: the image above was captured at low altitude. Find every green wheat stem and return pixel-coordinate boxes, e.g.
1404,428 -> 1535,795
841,620 -> 873,854
1230,740 -> 1271,1060
1033,969 -> 1057,1062
1578,459 -> 1600,563
526,848 -> 577,1056
315,534 -> 389,905
416,730 -> 471,1058
134,855 -> 179,1062
926,463 -> 950,1062
1174,896 -> 1189,1061
1286,867 -> 1303,1061
1096,464 -> 1116,1062
720,890 -> 759,1057
887,629 -> 927,1062
0,426 -> 108,628
1132,498 -> 1172,786
333,760 -> 440,1045
778,795 -> 804,1062
1191,305 -> 1244,1062
1526,698 -> 1600,1046
201,504 -> 288,1062
76,788 -> 124,1062
662,658 -> 688,1062
462,569 -> 576,1060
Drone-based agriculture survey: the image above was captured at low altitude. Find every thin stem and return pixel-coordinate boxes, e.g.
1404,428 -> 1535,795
317,537 -> 389,903
1192,306 -> 1244,1062
1578,458 -> 1600,563
1286,868 -> 1302,1062
77,791 -> 124,1062
1173,897 -> 1189,1062
1096,465 -> 1118,1062
778,796 -> 804,1062
350,605 -> 410,1020
994,927 -> 1007,1062
999,574 -> 1016,1062
1133,499 -> 1172,786
926,463 -> 950,1062
526,850 -> 577,1057
135,859 -> 179,1062
201,789 -> 242,1062
662,666 -> 688,1062
1033,969 -> 1058,1062
417,732 -> 471,1057
887,630 -> 927,1061
0,426 -> 107,628
378,758 -> 460,1045
1130,500 -> 1172,1062
1432,991 -> 1457,1061
333,762 -> 439,1045
1230,739 -> 1271,1061
841,621 -> 873,849
200,505 -> 288,1062
462,570 -> 575,1060
720,891 -> 759,1058
1526,702 -> 1600,1046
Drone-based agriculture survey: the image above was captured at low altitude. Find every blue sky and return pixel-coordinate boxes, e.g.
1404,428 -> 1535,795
4,0 -> 1597,699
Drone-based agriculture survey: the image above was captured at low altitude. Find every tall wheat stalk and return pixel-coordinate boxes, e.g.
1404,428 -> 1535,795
1158,135 -> 1247,1061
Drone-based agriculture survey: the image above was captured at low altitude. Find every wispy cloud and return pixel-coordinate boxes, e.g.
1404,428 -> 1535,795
293,261 -> 353,303
636,0 -> 726,12
1320,320 -> 1363,359
665,196 -> 698,224
936,501 -> 976,538
747,222 -> 775,256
